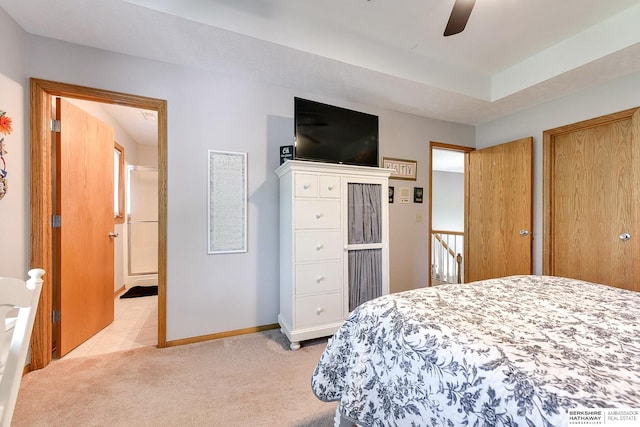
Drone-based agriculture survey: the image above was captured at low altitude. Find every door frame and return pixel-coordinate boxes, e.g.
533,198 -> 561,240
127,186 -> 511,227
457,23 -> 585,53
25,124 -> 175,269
428,141 -> 474,287
542,107 -> 638,277
29,78 -> 168,370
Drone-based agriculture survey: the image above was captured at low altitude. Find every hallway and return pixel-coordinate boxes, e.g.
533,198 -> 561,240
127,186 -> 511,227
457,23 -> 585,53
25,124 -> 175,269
63,294 -> 157,359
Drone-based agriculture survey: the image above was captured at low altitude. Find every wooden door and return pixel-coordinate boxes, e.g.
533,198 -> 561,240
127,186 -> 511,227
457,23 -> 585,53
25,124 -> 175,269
464,137 -> 533,282
545,109 -> 640,291
55,98 -> 115,356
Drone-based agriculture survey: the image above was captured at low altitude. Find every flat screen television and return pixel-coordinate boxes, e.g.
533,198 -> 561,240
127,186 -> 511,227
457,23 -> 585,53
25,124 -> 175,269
294,97 -> 379,167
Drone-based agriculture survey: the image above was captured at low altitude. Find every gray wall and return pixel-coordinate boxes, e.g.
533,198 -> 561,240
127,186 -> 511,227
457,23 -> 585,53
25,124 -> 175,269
432,171 -> 464,232
0,6 -> 28,280
382,111 -> 474,292
7,4 -> 640,342
1,6 -> 475,342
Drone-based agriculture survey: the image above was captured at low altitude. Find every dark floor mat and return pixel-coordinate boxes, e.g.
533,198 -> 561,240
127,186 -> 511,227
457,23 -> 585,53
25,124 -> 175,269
120,285 -> 158,299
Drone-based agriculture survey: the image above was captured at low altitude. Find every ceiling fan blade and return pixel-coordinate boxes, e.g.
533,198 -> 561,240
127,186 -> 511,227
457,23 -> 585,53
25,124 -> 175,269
444,0 -> 476,36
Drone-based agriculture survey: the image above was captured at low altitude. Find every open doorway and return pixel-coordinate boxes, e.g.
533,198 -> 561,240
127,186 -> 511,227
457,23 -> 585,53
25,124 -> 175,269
57,99 -> 160,359
29,78 -> 167,370
428,142 -> 473,287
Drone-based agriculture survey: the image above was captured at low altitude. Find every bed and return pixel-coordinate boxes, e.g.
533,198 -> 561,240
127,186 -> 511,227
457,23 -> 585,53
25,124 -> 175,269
311,275 -> 640,426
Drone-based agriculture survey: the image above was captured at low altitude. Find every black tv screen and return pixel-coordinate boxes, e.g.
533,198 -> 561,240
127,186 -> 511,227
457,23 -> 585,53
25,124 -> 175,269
294,97 -> 379,167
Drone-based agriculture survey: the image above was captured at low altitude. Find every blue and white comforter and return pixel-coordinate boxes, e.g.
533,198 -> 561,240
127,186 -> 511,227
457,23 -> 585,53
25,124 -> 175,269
311,275 -> 640,427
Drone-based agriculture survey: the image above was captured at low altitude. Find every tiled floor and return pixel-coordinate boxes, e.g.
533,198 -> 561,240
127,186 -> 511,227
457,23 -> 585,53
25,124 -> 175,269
63,294 -> 158,359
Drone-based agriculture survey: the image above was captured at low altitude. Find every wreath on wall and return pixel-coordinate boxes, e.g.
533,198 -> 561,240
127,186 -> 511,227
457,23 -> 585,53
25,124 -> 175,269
0,109 -> 12,200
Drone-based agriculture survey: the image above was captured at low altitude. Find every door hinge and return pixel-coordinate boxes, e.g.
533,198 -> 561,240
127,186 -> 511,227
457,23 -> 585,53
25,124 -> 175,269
52,309 -> 61,323
51,119 -> 61,133
52,215 -> 61,228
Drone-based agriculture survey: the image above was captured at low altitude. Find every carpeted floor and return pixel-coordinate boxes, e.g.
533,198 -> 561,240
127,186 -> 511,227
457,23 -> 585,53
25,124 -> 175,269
13,329 -> 337,426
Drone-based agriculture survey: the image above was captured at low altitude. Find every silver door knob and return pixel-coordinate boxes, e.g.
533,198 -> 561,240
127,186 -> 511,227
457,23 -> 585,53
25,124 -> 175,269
519,229 -> 529,236
109,231 -> 119,239
619,233 -> 631,241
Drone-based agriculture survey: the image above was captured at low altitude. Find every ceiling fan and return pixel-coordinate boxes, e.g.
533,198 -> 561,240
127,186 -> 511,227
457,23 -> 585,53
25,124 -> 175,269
444,0 -> 476,36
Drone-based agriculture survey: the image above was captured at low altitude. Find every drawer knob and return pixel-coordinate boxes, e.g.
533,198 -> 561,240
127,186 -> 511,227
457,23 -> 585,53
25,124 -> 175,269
316,307 -> 324,315
315,275 -> 324,283
315,244 -> 324,251
303,183 -> 310,190
327,185 -> 334,191
315,212 -> 323,219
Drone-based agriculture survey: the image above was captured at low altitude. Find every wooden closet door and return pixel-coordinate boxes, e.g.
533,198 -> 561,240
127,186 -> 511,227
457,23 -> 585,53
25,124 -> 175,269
547,109 -> 640,291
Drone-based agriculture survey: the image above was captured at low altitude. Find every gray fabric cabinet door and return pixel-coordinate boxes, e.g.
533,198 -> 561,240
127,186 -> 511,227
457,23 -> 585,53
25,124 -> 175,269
348,183 -> 382,310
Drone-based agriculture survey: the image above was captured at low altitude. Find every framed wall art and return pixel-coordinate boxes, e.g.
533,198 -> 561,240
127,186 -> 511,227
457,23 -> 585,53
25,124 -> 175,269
414,187 -> 423,203
208,150 -> 247,254
382,157 -> 417,181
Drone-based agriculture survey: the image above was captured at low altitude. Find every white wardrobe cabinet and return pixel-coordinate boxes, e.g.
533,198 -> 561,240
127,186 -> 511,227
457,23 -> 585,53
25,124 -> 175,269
276,160 -> 391,350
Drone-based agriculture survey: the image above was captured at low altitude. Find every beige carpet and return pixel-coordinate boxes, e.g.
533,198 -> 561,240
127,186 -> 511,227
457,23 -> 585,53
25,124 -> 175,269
13,330 -> 337,427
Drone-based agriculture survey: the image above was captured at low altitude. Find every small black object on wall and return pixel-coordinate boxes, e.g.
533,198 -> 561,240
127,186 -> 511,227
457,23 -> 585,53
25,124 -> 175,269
414,187 -> 423,203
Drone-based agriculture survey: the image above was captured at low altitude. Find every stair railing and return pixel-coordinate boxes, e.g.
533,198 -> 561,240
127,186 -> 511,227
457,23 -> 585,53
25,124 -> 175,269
431,230 -> 463,284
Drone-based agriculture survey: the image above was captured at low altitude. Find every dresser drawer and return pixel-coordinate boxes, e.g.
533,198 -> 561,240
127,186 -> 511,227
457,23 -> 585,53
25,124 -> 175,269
295,231 -> 342,261
294,173 -> 318,197
295,261 -> 342,295
295,293 -> 343,328
294,199 -> 340,229
319,175 -> 341,198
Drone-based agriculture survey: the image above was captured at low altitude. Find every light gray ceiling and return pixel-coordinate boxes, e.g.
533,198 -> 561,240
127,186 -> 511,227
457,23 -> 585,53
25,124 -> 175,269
3,0 -> 640,143
99,103 -> 158,147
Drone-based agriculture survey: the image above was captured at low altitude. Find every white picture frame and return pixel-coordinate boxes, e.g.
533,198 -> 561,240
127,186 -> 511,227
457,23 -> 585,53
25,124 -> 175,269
207,150 -> 247,254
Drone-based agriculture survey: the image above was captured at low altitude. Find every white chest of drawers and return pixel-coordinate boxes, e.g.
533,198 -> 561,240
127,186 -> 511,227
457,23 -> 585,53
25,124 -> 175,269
276,160 -> 391,350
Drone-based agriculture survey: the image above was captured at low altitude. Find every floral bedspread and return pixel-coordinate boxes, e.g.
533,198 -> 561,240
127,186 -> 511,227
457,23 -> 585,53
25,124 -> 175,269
311,275 -> 640,427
